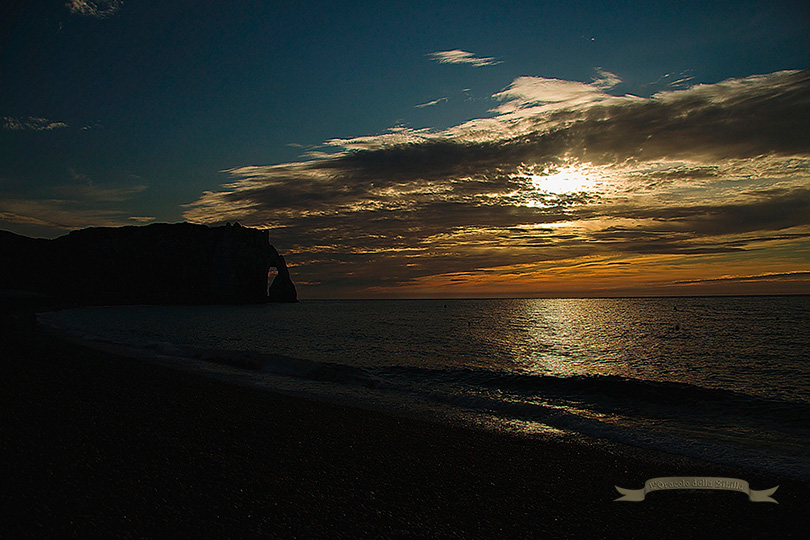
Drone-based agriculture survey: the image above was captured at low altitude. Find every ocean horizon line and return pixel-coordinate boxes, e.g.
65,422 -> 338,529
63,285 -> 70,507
294,293 -> 810,302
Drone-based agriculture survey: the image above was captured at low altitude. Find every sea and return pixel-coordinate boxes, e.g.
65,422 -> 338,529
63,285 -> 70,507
38,296 -> 810,480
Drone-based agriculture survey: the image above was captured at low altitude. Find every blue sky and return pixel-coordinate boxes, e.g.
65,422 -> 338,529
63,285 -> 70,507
2,0 -> 809,297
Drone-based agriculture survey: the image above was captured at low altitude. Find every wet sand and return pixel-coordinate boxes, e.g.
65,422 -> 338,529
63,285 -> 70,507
2,321 -> 807,538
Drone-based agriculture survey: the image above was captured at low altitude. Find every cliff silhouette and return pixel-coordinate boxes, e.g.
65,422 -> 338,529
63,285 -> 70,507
0,223 -> 297,305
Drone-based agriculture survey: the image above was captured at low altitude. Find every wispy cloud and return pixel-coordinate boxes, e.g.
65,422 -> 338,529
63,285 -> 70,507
415,97 -> 448,108
128,216 -> 156,224
428,49 -> 501,67
53,183 -> 147,203
591,68 -> 622,90
184,69 -> 810,296
489,75 -> 624,116
2,116 -> 68,131
0,172 -> 148,232
0,198 -> 138,230
67,0 -> 123,19
675,271 -> 810,284
648,70 -> 696,91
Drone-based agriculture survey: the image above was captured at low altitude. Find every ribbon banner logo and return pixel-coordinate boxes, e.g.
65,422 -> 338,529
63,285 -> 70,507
615,477 -> 778,503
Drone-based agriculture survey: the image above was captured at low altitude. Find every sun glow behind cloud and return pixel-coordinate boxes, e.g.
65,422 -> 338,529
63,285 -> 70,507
511,161 -> 615,209
531,167 -> 593,194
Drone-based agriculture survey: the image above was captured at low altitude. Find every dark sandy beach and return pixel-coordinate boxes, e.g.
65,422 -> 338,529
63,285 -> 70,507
2,318 -> 808,539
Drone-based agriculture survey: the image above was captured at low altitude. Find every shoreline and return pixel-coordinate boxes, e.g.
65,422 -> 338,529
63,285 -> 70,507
2,323 -> 808,537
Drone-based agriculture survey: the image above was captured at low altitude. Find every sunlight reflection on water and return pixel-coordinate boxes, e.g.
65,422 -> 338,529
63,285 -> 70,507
41,296 -> 810,403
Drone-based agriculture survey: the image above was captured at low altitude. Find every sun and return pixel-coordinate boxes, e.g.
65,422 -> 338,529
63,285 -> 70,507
511,161 -> 612,208
530,166 -> 594,194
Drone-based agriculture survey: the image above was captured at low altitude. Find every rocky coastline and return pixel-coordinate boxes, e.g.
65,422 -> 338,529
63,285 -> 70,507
0,222 -> 297,307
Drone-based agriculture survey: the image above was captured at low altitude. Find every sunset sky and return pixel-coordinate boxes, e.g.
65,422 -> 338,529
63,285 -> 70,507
2,0 -> 809,298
